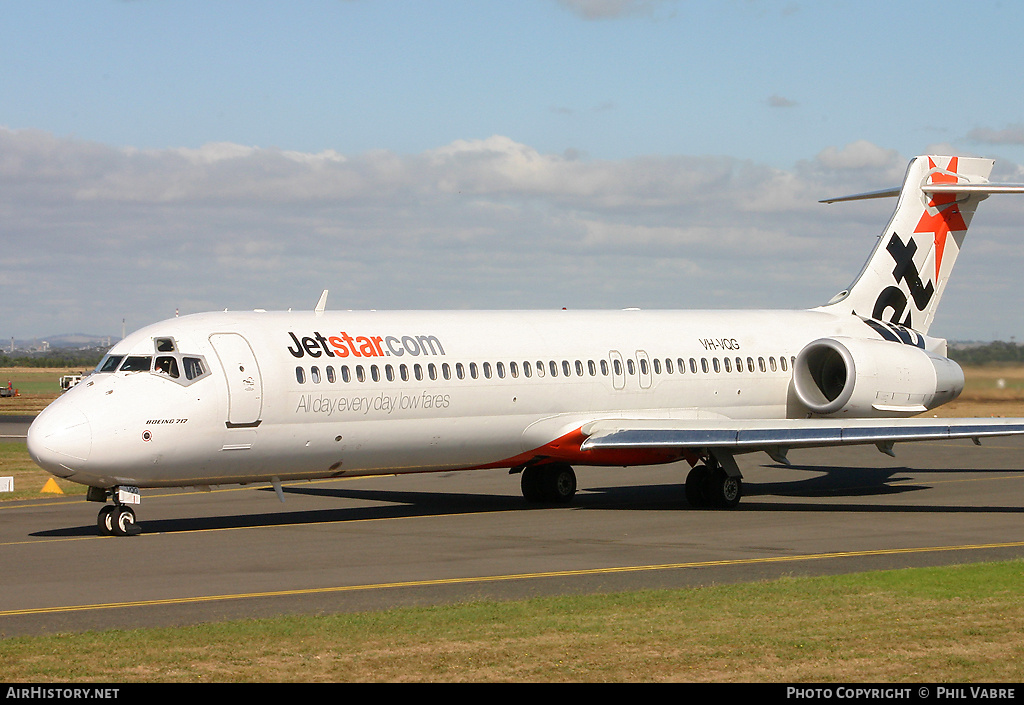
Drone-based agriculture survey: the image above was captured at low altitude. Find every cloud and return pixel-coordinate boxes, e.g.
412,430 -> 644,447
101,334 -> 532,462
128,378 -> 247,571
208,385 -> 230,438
555,0 -> 677,20
767,94 -> 799,108
811,140 -> 902,172
2,127 -> 1022,342
968,124 -> 1024,146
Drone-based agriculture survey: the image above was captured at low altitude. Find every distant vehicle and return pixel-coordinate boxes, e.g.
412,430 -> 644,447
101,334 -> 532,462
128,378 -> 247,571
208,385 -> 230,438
0,383 -> 15,398
59,374 -> 83,392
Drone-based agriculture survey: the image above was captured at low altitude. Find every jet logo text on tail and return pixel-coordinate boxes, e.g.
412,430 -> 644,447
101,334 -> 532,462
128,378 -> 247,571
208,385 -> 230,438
873,232 -> 936,328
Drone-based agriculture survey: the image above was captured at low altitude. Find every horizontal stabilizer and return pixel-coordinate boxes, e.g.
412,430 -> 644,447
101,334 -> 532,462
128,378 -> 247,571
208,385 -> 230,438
820,182 -> 1024,204
924,182 -> 1024,196
819,187 -> 901,204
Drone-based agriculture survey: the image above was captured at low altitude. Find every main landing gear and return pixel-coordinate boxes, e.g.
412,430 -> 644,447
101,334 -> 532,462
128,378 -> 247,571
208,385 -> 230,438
88,486 -> 143,536
685,454 -> 742,509
519,462 -> 577,504
516,455 -> 743,509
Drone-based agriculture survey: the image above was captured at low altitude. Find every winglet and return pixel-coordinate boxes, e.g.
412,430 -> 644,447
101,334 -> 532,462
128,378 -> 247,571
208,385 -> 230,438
315,289 -> 329,313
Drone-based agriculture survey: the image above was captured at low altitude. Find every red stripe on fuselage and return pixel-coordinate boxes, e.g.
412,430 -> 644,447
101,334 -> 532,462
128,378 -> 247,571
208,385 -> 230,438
466,426 -> 698,471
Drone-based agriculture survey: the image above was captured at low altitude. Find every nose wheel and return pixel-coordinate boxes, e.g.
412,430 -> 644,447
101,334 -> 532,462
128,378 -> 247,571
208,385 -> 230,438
97,504 -> 141,536
91,486 -> 143,536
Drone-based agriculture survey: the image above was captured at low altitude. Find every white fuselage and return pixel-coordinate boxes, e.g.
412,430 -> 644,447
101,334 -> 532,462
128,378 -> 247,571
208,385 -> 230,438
27,307 -> 948,489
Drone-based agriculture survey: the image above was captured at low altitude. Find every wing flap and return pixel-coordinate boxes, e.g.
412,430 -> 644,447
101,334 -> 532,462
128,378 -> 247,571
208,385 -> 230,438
581,417 -> 1024,452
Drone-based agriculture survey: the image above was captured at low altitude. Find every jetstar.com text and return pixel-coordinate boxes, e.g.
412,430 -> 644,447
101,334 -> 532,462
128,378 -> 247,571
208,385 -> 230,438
287,331 -> 446,359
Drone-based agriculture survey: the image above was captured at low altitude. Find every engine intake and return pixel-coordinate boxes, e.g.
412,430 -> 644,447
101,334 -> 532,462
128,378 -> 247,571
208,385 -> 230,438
793,337 -> 963,416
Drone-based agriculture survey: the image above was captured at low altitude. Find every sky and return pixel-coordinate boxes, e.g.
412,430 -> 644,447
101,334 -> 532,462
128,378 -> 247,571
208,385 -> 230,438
4,0 -> 1024,342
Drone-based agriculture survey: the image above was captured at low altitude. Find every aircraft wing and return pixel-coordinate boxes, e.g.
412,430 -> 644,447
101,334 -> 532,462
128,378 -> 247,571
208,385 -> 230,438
580,416 -> 1024,460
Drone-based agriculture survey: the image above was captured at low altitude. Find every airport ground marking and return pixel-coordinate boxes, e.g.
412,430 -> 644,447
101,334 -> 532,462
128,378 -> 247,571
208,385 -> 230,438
2,540 -> 1024,618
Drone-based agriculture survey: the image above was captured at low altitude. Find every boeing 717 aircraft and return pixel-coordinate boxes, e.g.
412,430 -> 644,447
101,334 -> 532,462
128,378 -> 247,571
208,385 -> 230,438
27,155 -> 1024,535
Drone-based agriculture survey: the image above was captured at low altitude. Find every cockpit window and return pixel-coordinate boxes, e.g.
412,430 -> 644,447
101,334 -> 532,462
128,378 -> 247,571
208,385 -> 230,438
120,356 -> 153,372
152,351 -> 209,386
96,341 -> 209,386
97,355 -> 124,373
182,357 -> 206,381
154,356 -> 180,378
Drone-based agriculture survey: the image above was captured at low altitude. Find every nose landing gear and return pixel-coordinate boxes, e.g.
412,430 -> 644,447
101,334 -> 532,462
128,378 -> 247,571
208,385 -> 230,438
89,486 -> 143,536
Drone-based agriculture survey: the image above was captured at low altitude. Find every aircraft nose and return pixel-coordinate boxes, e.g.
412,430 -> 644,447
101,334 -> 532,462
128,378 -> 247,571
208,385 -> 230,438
27,401 -> 93,477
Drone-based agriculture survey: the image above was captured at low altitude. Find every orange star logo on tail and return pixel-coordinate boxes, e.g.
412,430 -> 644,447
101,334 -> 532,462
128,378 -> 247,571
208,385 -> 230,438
914,156 -> 967,281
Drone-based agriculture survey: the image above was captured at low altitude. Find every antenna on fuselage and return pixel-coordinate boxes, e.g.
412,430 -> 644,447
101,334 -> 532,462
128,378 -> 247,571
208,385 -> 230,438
315,289 -> 329,313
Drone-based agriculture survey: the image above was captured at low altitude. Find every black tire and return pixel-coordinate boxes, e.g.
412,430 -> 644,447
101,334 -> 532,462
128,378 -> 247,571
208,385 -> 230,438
685,464 -> 710,507
706,467 -> 742,509
521,463 -> 577,504
521,466 -> 545,503
545,463 -> 576,503
112,506 -> 141,536
97,505 -> 116,536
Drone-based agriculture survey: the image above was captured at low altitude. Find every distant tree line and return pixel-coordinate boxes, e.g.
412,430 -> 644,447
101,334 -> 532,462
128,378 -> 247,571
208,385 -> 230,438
948,341 -> 1024,366
0,348 -> 106,369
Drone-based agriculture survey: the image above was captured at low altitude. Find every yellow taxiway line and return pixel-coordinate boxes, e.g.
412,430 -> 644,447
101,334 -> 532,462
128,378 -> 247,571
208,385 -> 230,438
3,540 -> 1024,618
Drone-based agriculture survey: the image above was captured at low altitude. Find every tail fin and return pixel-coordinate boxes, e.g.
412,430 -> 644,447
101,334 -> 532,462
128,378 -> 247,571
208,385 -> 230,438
817,155 -> 1024,334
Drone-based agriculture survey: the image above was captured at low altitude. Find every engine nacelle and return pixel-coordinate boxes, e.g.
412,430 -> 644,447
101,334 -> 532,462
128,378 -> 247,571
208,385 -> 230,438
792,336 -> 964,417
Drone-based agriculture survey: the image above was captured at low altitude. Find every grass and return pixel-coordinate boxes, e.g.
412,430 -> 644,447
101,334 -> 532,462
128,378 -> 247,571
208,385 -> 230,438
0,443 -> 85,499
0,561 -> 1022,682
0,367 -> 84,416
